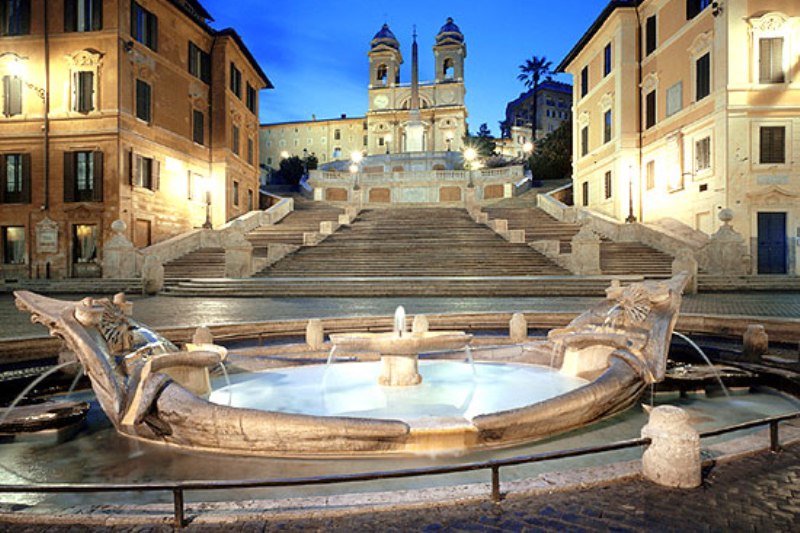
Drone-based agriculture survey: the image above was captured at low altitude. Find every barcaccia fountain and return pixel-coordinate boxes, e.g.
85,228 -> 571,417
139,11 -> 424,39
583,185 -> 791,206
13,273 -> 690,456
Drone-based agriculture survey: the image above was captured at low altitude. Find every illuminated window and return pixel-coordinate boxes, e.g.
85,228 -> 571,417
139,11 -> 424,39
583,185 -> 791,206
0,153 -> 29,203
72,71 -> 94,113
2,226 -> 25,264
72,224 -> 97,263
131,1 -> 157,51
64,151 -> 103,202
759,38 -> 785,84
695,137 -> 711,172
65,0 -> 102,32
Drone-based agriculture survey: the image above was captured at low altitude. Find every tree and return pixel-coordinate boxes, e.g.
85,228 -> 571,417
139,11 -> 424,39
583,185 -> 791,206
463,123 -> 496,159
277,154 -> 318,187
516,55 -> 553,141
528,120 -> 572,180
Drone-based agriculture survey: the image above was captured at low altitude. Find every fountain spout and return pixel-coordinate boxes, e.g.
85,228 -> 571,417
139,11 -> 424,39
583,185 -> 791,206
394,306 -> 407,338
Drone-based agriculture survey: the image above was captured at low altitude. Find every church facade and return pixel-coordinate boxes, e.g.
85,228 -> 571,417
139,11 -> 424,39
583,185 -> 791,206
260,18 -> 468,171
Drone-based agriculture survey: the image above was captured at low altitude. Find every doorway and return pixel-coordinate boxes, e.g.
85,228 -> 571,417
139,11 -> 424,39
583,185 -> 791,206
757,212 -> 787,274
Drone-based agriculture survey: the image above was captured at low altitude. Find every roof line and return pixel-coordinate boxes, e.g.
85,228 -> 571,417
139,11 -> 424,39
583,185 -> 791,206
215,28 -> 273,89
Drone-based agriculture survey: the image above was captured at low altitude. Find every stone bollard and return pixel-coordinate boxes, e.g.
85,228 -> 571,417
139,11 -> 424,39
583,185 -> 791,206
412,314 -> 429,335
113,293 -> 133,316
672,250 -> 698,295
306,319 -> 325,350
509,313 -> 528,342
142,254 -> 164,295
103,219 -> 137,279
742,324 -> 768,361
193,326 -> 214,345
641,406 -> 701,488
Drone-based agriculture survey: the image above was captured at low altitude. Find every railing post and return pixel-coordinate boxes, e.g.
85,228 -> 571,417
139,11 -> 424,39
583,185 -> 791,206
770,420 -> 781,453
490,465 -> 501,503
173,488 -> 185,529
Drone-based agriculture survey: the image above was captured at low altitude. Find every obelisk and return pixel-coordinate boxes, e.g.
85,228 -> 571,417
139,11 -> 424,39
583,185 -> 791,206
405,26 -> 424,152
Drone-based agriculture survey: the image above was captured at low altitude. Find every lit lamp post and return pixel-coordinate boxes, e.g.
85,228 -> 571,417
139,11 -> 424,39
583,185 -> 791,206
302,148 -> 308,176
464,147 -> 477,188
626,164 -> 637,223
385,134 -> 392,154
350,150 -> 363,190
202,179 -> 213,229
522,140 -> 534,178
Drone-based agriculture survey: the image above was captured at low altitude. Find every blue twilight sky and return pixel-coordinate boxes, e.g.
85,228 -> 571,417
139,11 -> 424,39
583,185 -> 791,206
200,0 -> 610,135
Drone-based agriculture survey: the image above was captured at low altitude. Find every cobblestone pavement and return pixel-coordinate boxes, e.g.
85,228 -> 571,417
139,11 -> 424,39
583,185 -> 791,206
1,292 -> 799,340
1,444 -> 798,531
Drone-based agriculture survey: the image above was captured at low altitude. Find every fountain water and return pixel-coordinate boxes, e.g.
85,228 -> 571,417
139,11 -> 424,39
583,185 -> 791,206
0,361 -> 79,427
464,345 -> 476,376
64,367 -> 85,401
671,331 -> 730,397
394,306 -> 406,337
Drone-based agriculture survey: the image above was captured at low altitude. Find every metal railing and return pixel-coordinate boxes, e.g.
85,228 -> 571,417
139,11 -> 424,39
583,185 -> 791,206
1,411 -> 798,528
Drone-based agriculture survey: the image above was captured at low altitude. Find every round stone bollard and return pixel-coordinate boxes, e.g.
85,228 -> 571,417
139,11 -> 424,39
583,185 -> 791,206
306,319 -> 325,351
641,405 -> 701,488
742,324 -> 768,361
509,313 -> 528,342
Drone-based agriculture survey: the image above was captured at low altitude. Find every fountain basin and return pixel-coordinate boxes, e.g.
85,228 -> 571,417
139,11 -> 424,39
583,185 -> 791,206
328,331 -> 473,356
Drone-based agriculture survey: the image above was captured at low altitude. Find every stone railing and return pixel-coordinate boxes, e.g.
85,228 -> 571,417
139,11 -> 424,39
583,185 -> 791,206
309,166 -> 524,185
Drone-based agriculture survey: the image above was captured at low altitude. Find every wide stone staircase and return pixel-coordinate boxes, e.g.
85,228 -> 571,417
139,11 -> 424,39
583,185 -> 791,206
162,199 -> 343,281
483,207 -> 674,277
167,207 -> 646,297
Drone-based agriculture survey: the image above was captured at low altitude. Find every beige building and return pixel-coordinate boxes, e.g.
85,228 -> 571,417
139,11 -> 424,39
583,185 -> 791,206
261,18 -> 468,171
0,0 -> 270,280
500,80 -> 573,157
558,0 -> 800,275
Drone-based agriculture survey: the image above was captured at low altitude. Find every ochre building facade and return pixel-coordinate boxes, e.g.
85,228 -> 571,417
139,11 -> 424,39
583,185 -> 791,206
0,0 -> 270,279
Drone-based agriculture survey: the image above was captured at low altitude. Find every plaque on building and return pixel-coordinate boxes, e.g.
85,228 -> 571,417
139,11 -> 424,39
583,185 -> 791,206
757,175 -> 789,185
36,217 -> 59,254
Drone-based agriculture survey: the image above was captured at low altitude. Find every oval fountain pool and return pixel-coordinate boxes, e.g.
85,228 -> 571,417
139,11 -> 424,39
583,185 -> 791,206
209,361 -> 589,422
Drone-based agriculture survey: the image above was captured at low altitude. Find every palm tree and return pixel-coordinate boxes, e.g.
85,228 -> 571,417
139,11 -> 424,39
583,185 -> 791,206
517,56 -> 553,141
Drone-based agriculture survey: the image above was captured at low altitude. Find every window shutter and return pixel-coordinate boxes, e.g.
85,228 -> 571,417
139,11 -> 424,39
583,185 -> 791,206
8,76 -> 22,116
152,159 -> 160,191
0,154 -> 6,203
771,38 -> 784,83
64,0 -> 77,31
759,39 -> 771,83
201,52 -> 210,83
21,153 -> 31,203
83,71 -> 95,111
19,0 -> 31,34
71,72 -> 78,110
130,1 -> 137,38
92,151 -> 103,202
131,152 -> 140,186
63,152 -> 76,202
0,3 -> 6,36
91,0 -> 103,31
149,14 -> 158,51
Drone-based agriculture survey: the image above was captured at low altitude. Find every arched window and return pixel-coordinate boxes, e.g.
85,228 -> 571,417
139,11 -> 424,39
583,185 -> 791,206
376,64 -> 388,85
443,58 -> 455,79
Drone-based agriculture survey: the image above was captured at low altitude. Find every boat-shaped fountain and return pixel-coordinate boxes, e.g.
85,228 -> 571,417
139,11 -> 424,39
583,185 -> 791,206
13,273 -> 690,456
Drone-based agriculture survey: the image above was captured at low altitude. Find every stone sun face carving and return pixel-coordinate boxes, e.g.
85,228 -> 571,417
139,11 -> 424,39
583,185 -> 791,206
618,285 -> 652,326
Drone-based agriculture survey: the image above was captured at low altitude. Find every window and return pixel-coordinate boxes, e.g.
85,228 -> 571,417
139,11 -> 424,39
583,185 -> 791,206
131,153 -> 159,190
73,224 -> 97,264
64,151 -> 103,202
696,53 -> 710,101
230,63 -> 241,98
2,226 -> 25,264
131,1 -> 157,51
247,189 -> 253,211
0,153 -> 29,203
645,15 -> 657,55
646,160 -> 655,191
695,137 -> 711,172
64,0 -> 102,32
0,0 -> 30,36
247,137 -> 254,165
2,75 -> 22,117
759,38 -> 784,84
581,126 -> 589,157
363,135 -> 368,147
603,110 -> 612,144
666,82 -> 683,117
604,171 -> 612,199
246,83 -> 257,114
232,180 -> 239,207
603,44 -> 612,77
188,42 -> 210,83
581,181 -> 589,206
580,66 -> 588,97
334,129 -> 341,141
759,126 -> 785,164
645,90 -> 656,129
376,64 -> 388,85
135,79 -> 151,122
73,71 -> 94,113
192,110 -> 204,145
232,125 -> 240,155
686,0 -> 710,21
187,172 -> 203,201
443,58 -> 455,79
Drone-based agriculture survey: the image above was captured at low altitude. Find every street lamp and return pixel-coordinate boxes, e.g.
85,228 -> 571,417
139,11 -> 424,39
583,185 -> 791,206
385,134 -> 392,154
350,151 -> 363,190
202,179 -> 213,229
626,164 -> 637,223
280,150 -> 290,160
302,148 -> 308,176
464,147 -> 477,188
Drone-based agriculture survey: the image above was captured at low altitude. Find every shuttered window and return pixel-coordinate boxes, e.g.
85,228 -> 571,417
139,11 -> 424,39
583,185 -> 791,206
246,83 -> 257,114
0,0 -> 30,36
230,64 -> 242,98
603,110 -> 612,144
193,110 -> 204,145
64,0 -> 102,32
188,42 -> 211,83
131,1 -> 157,51
135,79 -> 151,122
0,153 -> 30,204
232,125 -> 240,155
581,126 -> 589,157
73,71 -> 94,113
64,151 -> 103,202
696,53 -> 710,100
759,38 -> 784,84
645,90 -> 656,129
130,152 -> 160,191
580,66 -> 588,97
2,75 -> 22,117
604,171 -> 612,199
581,181 -> 589,206
759,127 -> 785,164
645,15 -> 657,56
686,0 -> 710,21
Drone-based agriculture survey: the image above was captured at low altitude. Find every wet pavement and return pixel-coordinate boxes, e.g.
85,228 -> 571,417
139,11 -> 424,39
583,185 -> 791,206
2,291 -> 799,340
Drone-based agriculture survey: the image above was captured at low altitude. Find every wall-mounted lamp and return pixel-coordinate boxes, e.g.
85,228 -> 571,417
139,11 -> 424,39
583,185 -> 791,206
712,1 -> 722,17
